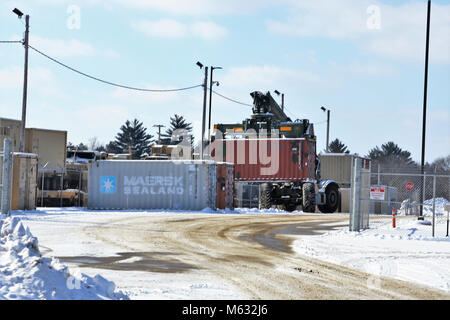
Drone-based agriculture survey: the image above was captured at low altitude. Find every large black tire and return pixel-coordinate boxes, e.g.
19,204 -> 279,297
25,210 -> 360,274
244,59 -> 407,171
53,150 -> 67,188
318,184 -> 340,213
302,182 -> 316,213
259,183 -> 272,210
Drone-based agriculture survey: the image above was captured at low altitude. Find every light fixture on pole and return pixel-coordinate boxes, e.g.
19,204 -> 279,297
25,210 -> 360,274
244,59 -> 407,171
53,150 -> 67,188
208,66 -> 222,146
321,106 -> 330,153
12,8 -> 23,18
12,8 -> 29,153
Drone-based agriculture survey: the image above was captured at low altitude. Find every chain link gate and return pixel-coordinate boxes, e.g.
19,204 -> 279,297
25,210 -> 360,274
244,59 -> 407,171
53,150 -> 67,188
369,170 -> 449,237
350,158 -> 450,237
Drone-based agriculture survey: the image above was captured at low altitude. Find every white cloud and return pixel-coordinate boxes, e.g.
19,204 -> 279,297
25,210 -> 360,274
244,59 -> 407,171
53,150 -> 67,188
111,84 -> 186,104
115,0 -> 278,16
220,65 -> 323,91
8,35 -> 119,58
0,65 -> 55,92
267,0 -> 367,40
0,66 -> 23,89
330,61 -> 398,76
191,21 -> 228,40
267,0 -> 450,64
132,19 -> 228,40
131,19 -> 188,38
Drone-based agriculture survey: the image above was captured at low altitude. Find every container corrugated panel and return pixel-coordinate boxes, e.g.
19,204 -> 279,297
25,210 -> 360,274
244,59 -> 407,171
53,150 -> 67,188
213,138 -> 316,182
339,188 -> 351,213
319,154 -> 372,187
88,160 -> 220,210
25,128 -> 67,169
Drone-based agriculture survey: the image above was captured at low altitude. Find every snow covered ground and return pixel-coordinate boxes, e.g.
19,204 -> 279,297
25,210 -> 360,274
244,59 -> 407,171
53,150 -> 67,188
4,203 -> 449,299
293,214 -> 450,293
0,215 -> 128,300
12,208 -> 249,300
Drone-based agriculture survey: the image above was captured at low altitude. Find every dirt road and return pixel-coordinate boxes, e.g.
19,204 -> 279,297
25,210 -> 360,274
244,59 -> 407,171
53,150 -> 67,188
67,213 -> 449,299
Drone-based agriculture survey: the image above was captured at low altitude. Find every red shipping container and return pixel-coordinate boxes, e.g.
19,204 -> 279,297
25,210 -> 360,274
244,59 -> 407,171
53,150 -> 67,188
211,138 -> 317,182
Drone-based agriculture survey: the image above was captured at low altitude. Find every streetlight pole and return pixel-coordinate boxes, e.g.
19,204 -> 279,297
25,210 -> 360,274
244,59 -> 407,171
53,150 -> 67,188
13,8 -> 29,153
326,109 -> 330,153
420,0 -> 432,220
321,106 -> 330,153
196,62 -> 208,160
208,66 -> 222,146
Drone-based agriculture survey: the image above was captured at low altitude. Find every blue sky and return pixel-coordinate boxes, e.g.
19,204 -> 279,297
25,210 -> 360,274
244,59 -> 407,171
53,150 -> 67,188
0,0 -> 449,162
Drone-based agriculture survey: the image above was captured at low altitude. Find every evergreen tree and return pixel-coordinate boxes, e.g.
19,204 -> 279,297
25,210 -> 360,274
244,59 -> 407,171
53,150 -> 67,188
367,141 -> 417,172
77,143 -> 88,151
162,114 -> 194,145
113,119 -> 153,159
67,142 -> 76,150
328,138 -> 350,154
105,141 -> 121,154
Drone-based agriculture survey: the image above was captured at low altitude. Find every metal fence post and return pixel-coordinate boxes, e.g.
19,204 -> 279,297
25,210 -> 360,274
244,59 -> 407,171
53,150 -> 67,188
420,172 -> 426,220
350,158 -> 361,232
60,168 -> 64,207
445,204 -> 450,238
377,163 -> 380,185
78,169 -> 82,207
1,138 -> 12,215
432,173 -> 436,238
41,170 -> 44,206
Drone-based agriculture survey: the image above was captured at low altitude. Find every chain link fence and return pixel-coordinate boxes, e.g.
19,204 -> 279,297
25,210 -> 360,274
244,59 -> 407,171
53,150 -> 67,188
37,165 -> 88,207
352,166 -> 450,237
234,182 -> 260,208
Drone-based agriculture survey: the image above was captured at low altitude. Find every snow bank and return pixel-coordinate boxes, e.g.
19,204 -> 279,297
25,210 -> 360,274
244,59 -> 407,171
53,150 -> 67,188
399,198 -> 449,217
423,198 -> 449,217
0,216 -> 128,300
293,217 -> 450,292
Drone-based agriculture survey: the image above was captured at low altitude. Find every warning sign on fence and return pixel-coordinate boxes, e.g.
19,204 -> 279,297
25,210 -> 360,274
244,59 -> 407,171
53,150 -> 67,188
406,182 -> 414,191
370,186 -> 385,200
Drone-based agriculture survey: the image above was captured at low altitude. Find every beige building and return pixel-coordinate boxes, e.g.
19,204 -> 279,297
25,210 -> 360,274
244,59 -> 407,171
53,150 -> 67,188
0,117 -> 22,151
0,117 -> 67,168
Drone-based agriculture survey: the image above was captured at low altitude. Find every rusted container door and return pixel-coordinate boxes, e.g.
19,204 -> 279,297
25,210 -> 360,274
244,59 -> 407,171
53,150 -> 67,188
214,139 -> 316,182
215,163 -> 234,210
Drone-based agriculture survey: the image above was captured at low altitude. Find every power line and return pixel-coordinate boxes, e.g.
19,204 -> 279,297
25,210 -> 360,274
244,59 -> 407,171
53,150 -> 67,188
28,45 -> 203,92
211,89 -> 252,107
0,40 -> 22,43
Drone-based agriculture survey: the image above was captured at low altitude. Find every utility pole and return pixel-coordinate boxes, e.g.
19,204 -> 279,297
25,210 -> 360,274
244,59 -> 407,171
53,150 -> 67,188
19,13 -> 30,153
208,66 -> 222,145
200,66 -> 208,160
420,0 -> 431,220
153,124 -> 165,144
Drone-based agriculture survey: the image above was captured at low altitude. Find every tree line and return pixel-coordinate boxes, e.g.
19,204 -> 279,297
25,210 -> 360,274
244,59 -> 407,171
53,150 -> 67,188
68,114 -> 193,159
69,120 -> 449,174
326,138 -> 449,174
